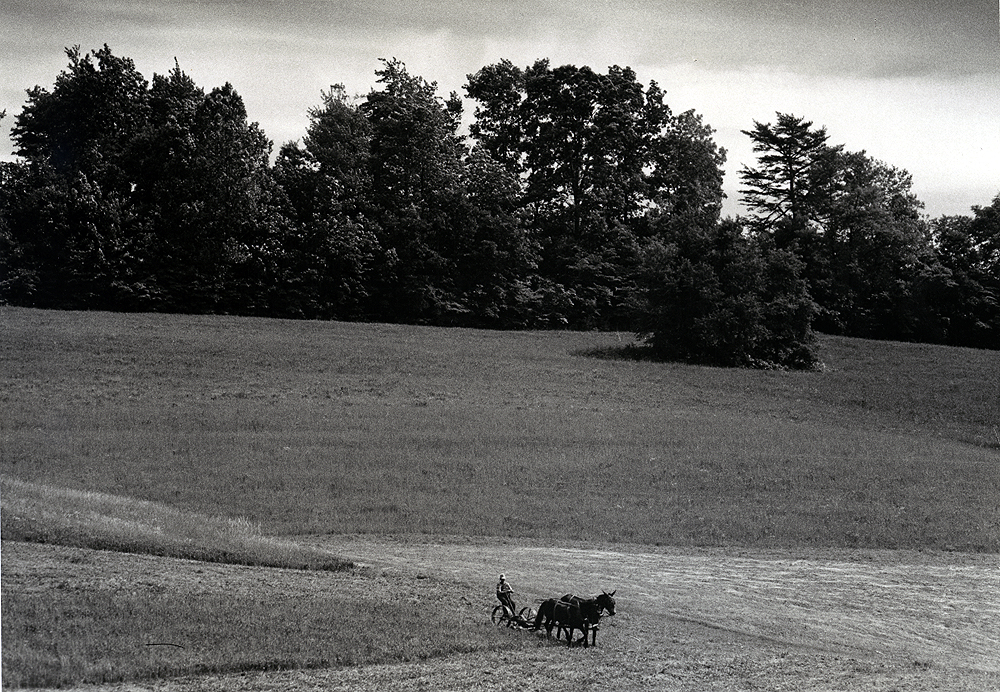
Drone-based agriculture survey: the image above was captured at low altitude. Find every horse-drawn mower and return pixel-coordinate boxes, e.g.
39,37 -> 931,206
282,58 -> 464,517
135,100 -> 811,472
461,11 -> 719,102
491,591 -> 615,647
491,603 -> 537,629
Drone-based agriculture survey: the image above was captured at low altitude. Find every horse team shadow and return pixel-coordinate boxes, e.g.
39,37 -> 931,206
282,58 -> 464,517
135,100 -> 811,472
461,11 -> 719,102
527,591 -> 617,648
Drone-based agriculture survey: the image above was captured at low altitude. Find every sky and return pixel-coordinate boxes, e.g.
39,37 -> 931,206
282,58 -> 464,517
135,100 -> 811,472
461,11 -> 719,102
2,0 -> 998,218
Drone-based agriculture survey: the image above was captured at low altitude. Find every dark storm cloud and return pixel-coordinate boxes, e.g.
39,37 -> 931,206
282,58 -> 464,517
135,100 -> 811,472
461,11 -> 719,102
264,0 -> 999,78
7,0 -> 995,77
717,0 -> 999,77
4,0 -> 172,33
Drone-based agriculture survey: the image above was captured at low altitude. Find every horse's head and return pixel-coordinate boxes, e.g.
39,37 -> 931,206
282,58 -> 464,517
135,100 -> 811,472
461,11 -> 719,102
598,590 -> 616,615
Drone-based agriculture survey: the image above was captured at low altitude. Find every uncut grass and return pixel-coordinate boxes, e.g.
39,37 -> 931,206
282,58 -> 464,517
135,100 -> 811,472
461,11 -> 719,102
2,307 -> 998,552
1,587 -> 520,688
0,477 -> 351,570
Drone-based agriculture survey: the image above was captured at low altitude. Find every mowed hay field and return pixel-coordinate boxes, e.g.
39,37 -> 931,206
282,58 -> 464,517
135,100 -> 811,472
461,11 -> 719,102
2,306 -> 999,690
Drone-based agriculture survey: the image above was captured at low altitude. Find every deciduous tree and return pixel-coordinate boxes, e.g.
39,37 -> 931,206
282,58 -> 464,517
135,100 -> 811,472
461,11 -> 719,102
272,86 -> 383,319
465,60 -> 726,328
928,196 -> 1000,348
635,219 -> 818,369
3,46 -> 149,308
360,59 -> 473,323
128,65 -> 283,313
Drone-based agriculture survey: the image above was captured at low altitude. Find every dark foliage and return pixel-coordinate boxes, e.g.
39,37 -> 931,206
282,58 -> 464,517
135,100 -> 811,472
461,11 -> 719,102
1,52 -> 996,366
466,59 -> 726,330
740,112 -> 998,349
634,219 -> 819,369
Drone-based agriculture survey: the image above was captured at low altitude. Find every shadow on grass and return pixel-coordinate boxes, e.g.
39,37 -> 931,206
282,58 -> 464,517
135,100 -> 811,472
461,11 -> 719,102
571,344 -> 659,362
574,343 -> 823,372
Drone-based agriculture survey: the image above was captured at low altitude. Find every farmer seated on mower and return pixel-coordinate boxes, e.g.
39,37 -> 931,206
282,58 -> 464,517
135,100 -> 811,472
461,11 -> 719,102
496,574 -> 516,614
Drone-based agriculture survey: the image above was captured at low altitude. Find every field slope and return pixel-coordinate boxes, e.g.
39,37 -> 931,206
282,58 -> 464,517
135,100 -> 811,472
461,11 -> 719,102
1,306 -> 998,550
2,307 -> 999,690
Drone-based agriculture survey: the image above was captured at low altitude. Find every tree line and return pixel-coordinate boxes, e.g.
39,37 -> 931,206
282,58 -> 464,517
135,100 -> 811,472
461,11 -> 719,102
1,46 -> 997,367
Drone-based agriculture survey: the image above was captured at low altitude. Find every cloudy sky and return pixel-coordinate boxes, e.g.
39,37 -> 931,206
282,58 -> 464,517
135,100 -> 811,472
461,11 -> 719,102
3,0 -> 998,217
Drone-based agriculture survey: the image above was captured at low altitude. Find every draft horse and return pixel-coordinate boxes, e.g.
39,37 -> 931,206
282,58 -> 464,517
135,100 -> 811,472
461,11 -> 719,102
551,598 -> 601,647
532,598 -> 560,638
558,590 -> 616,645
533,590 -> 617,646
561,590 -> 616,616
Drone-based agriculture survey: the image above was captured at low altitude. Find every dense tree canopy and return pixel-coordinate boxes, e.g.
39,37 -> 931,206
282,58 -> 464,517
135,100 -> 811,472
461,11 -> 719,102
129,66 -> 283,313
2,47 -> 150,307
3,47 -> 283,313
927,196 -> 1000,349
635,219 -> 818,369
465,59 -> 727,329
1,49 -> 997,367
738,112 -> 995,348
272,85 -> 381,320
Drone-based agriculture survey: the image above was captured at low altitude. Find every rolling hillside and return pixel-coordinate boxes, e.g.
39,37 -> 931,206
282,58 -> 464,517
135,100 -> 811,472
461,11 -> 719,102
2,306 -> 997,551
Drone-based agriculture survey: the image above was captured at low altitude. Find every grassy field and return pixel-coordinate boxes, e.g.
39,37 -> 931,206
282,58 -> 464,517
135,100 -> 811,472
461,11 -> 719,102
2,307 -> 997,551
1,306 -> 998,688
1,539 -> 522,688
0,475 -> 351,570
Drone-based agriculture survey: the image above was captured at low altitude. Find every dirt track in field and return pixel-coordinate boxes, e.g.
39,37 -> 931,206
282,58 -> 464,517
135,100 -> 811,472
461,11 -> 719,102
7,537 -> 1000,691
309,536 -> 1000,667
